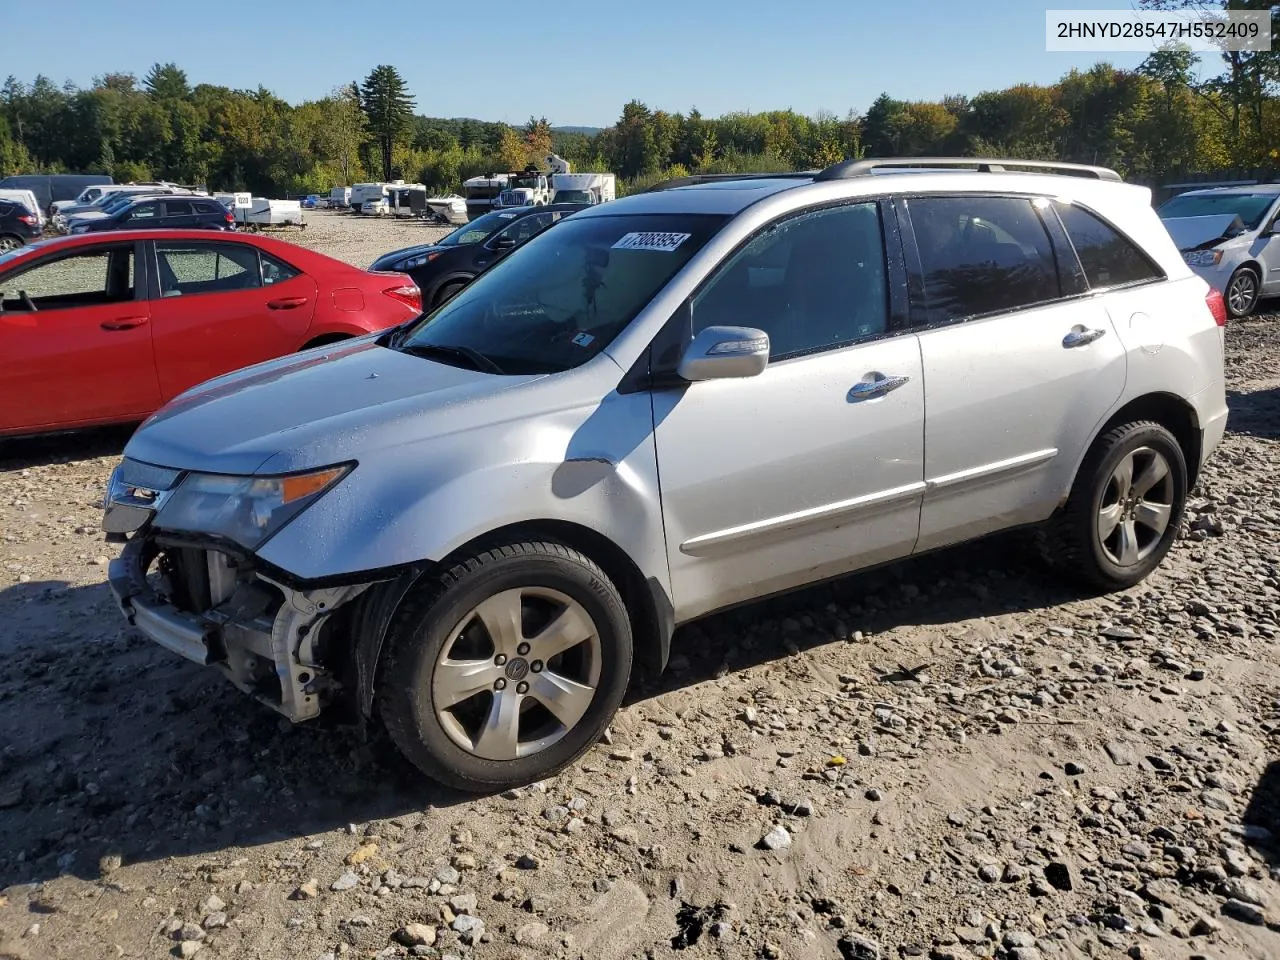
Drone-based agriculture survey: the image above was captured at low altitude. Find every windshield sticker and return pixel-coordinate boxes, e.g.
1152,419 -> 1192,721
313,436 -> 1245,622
498,212 -> 518,219
571,331 -> 595,347
612,231 -> 691,252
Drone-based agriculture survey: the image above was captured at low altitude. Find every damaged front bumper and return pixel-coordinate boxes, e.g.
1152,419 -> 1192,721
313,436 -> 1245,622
108,536 -> 372,722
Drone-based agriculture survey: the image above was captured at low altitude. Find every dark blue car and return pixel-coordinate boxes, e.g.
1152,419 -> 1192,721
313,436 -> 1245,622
69,195 -> 235,235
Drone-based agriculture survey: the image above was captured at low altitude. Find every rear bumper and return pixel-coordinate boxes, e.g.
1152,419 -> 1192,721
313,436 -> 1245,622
108,536 -> 372,722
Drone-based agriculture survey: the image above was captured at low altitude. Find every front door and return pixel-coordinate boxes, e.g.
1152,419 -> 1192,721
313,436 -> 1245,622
901,194 -> 1128,552
0,240 -> 158,433
652,200 -> 925,621
147,239 -> 318,400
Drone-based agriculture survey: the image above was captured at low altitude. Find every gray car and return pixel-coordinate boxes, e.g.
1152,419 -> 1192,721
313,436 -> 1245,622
103,157 -> 1229,792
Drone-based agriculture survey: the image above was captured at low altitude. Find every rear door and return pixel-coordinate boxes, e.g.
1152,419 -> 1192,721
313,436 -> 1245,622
0,240 -> 158,433
900,193 -> 1127,553
147,239 -> 318,399
161,198 -> 198,230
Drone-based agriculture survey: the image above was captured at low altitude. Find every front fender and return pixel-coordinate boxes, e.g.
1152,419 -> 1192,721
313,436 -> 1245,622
255,388 -> 669,593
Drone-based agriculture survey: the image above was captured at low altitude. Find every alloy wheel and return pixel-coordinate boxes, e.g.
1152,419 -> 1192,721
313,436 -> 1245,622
1096,446 -> 1175,567
1228,270 -> 1258,317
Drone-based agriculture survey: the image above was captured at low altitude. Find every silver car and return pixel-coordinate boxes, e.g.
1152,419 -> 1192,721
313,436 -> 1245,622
1157,183 -> 1280,319
103,157 -> 1229,792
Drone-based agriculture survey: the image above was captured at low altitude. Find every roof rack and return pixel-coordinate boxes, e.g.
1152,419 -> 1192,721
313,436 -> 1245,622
813,157 -> 1123,182
638,172 -> 815,193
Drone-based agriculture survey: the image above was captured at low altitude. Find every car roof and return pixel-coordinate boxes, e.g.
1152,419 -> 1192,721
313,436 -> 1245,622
1171,184 -> 1280,197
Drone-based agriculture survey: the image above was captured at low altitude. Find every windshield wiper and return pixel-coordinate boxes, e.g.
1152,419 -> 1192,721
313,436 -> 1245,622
399,342 -> 506,375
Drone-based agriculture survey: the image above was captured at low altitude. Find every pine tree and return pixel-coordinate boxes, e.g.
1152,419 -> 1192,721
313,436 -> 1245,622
359,65 -> 415,181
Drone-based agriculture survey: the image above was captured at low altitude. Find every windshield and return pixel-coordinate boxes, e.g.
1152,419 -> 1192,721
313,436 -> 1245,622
398,213 -> 728,375
555,190 -> 592,204
1158,192 -> 1276,229
437,209 -> 520,246
511,174 -> 540,189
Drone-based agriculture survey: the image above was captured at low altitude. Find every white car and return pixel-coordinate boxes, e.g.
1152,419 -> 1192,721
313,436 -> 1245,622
1158,183 -> 1280,318
104,157 -> 1229,792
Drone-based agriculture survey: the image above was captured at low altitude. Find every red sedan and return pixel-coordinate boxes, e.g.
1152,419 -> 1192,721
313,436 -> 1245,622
0,230 -> 421,437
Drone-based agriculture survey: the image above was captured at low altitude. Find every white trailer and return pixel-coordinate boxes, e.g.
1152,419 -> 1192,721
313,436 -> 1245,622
550,172 -> 617,206
350,182 -> 388,213
234,198 -> 305,231
462,174 -> 509,220
330,186 -> 352,209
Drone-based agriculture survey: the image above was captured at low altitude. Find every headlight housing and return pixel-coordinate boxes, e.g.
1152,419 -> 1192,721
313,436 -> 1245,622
1183,249 -> 1223,266
397,251 -> 441,271
70,224 -> 90,234
154,464 -> 352,551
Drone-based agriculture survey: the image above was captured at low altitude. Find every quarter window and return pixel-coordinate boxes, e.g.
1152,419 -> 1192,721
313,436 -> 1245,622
692,202 -> 889,359
1053,201 -> 1163,289
261,252 -> 300,285
156,242 -> 261,297
909,196 -> 1060,324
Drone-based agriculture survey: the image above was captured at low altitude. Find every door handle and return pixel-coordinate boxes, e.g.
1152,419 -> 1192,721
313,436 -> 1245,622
100,316 -> 148,331
847,373 -> 911,403
267,296 -> 309,310
1062,326 -> 1107,348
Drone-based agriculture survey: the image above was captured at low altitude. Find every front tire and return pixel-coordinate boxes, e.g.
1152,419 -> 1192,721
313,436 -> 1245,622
1038,421 -> 1187,591
1225,266 -> 1260,318
377,541 -> 633,792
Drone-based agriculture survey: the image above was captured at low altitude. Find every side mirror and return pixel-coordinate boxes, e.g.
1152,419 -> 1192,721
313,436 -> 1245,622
492,235 -> 516,250
677,325 -> 770,381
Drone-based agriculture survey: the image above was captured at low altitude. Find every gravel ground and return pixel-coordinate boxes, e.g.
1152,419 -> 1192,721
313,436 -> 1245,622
273,209 -> 455,269
0,227 -> 1278,960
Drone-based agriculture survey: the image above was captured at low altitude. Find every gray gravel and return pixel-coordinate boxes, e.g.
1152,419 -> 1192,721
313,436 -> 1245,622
1,241 -> 1279,959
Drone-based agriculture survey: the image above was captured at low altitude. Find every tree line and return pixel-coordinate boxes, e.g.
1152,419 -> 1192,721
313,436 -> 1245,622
1,40 -> 1277,200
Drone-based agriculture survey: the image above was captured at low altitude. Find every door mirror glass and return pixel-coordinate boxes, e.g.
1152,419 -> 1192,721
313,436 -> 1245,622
677,325 -> 770,381
492,234 -> 516,250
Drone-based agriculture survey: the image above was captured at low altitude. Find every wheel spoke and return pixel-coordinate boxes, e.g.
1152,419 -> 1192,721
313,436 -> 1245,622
1132,454 -> 1169,499
528,603 -> 595,662
1134,500 -> 1172,537
526,669 -> 595,730
435,658 -> 503,709
1116,519 -> 1141,565
1111,452 -> 1135,500
1098,502 -> 1123,541
473,691 -> 522,760
472,589 -> 525,655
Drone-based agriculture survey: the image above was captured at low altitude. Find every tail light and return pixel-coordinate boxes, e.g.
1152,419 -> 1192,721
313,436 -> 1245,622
1205,287 -> 1228,327
224,211 -> 235,223
17,214 -> 37,226
383,283 -> 422,311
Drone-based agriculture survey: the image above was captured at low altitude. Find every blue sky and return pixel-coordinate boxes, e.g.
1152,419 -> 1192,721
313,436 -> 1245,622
5,0 -> 1185,127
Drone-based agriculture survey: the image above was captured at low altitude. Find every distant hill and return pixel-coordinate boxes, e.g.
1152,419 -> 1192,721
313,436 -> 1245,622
552,126 -> 603,136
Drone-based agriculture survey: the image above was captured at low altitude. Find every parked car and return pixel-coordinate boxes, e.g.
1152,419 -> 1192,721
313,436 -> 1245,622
0,189 -> 43,227
68,195 -> 236,234
0,173 -> 113,214
53,184 -> 193,226
0,199 -> 43,251
1156,183 -> 1280,318
0,230 -> 421,437
101,157 -> 1227,792
370,202 -> 585,307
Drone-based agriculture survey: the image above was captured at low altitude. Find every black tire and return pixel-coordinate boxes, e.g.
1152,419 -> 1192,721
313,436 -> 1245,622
1037,420 -> 1187,591
1225,265 -> 1260,319
434,280 -> 467,307
377,541 -> 633,792
0,234 -> 23,252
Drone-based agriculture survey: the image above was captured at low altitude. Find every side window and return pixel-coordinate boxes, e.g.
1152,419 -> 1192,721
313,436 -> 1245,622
261,252 -> 300,286
908,196 -> 1060,324
496,212 -> 554,246
164,199 -> 194,217
156,242 -> 261,297
0,247 -> 135,311
126,203 -> 158,222
1053,201 -> 1163,289
692,202 -> 888,359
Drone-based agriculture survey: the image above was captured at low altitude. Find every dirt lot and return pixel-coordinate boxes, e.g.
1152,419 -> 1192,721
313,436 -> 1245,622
1,216 -> 1278,960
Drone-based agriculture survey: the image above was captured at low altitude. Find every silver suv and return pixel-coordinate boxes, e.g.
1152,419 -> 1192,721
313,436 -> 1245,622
103,157 -> 1229,792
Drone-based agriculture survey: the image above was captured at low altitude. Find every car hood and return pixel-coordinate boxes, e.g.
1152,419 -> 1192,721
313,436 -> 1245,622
66,209 -> 113,223
370,243 -> 447,270
123,337 -> 545,475
1161,213 -> 1246,251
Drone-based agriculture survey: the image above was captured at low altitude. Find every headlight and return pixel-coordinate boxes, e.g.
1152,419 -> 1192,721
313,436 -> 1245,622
397,251 -> 440,271
154,464 -> 351,550
1183,249 -> 1223,266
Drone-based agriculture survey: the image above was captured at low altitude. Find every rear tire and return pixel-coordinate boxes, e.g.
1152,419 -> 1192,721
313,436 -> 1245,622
377,541 -> 633,792
1037,421 -> 1187,591
0,235 -> 22,252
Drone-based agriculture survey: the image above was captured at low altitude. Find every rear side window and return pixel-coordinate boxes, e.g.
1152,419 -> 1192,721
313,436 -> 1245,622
156,242 -> 261,297
261,252 -> 300,285
1053,201 -> 1163,289
164,200 -> 194,217
908,196 -> 1060,324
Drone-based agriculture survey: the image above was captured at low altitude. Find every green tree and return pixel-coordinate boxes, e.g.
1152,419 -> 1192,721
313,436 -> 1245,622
359,65 -> 415,181
143,62 -> 190,100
